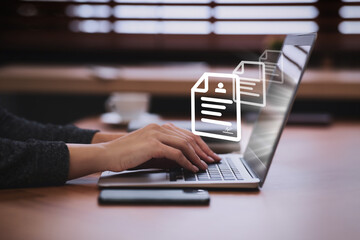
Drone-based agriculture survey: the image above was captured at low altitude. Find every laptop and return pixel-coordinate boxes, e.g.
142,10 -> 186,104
98,33 -> 317,189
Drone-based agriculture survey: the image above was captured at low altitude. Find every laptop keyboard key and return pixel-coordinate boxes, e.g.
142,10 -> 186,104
235,173 -> 243,180
209,178 -> 222,181
169,171 -> 177,181
170,158 -> 244,182
223,176 -> 236,180
184,177 -> 196,181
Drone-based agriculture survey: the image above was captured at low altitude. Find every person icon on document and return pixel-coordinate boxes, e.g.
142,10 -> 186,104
215,82 -> 226,94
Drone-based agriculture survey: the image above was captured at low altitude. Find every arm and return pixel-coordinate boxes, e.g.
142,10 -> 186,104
67,123 -> 221,180
0,123 -> 219,188
0,107 -> 98,143
0,138 -> 69,188
0,133 -> 125,188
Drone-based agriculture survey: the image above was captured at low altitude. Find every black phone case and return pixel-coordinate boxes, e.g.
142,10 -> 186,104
98,189 -> 210,205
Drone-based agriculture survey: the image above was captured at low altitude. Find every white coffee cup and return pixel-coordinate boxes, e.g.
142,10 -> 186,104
106,93 -> 150,123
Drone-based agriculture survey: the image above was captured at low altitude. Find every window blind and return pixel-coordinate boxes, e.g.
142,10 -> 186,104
17,0 -> 319,35
2,0 -> 360,53
339,0 -> 360,34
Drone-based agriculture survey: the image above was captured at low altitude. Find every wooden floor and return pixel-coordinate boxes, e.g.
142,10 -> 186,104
0,121 -> 360,240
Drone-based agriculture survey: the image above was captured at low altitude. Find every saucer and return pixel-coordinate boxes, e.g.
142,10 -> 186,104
100,112 -> 124,125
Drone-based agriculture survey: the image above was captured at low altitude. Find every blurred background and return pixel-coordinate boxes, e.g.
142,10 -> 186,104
0,0 -> 359,125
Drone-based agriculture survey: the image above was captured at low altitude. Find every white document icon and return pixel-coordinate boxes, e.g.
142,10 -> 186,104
191,72 -> 241,142
259,50 -> 284,84
233,61 -> 266,107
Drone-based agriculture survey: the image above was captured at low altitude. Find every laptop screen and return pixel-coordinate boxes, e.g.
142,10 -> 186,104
243,33 -> 316,187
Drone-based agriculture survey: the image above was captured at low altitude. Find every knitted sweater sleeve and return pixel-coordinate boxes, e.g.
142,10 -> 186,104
0,107 -> 98,144
0,107 -> 99,188
0,138 -> 70,188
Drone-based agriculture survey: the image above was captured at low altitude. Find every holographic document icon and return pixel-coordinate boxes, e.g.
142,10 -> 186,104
191,72 -> 241,142
259,50 -> 284,84
233,61 -> 266,107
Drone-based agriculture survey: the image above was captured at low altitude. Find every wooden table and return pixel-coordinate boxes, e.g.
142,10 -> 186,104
0,64 -> 359,99
1,120 -> 360,240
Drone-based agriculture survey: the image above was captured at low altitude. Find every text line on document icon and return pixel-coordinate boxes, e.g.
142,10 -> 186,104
200,97 -> 233,125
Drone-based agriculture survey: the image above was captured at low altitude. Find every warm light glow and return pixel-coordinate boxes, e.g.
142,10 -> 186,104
71,20 -> 111,33
113,6 -> 211,19
114,21 -> 159,34
114,20 -> 211,34
339,21 -> 360,34
63,0 -> 320,35
215,0 -> 317,3
74,0 -> 110,2
214,21 -> 318,34
339,6 -> 360,18
115,0 -> 210,3
215,6 -> 319,19
67,4 -> 111,18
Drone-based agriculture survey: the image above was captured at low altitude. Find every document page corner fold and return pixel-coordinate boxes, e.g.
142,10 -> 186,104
191,73 -> 209,93
232,61 -> 245,75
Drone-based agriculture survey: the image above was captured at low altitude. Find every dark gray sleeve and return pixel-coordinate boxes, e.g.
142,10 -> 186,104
0,138 -> 70,189
0,107 -> 98,143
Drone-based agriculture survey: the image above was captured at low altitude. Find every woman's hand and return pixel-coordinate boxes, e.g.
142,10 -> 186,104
67,123 -> 220,180
102,123 -> 220,173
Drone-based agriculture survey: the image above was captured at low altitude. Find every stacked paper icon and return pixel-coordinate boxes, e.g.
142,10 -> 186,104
232,61 -> 266,107
259,50 -> 284,84
191,50 -> 283,142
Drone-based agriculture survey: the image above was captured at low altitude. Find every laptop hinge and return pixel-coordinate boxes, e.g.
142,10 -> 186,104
240,157 -> 259,180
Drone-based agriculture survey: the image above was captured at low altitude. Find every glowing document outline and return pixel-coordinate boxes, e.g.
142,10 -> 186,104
191,72 -> 241,142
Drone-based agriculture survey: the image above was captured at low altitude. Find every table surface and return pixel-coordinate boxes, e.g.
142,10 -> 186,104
0,64 -> 359,99
1,120 -> 360,240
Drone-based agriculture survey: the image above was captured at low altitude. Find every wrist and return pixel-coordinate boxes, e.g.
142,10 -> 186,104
90,143 -> 108,172
101,140 -> 128,172
91,132 -> 127,144
67,143 -> 107,180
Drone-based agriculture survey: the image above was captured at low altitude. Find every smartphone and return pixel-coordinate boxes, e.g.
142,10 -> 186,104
98,189 -> 210,205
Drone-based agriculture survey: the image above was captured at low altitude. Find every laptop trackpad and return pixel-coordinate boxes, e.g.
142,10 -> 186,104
101,169 -> 168,183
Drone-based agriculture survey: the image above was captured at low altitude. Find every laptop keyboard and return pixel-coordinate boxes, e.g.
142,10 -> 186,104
169,158 -> 243,182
